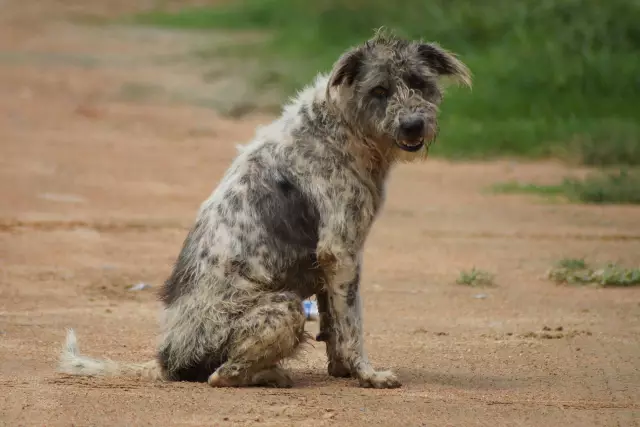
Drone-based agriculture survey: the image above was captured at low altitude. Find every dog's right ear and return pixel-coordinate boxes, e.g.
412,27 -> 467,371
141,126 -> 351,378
328,48 -> 365,88
417,43 -> 472,88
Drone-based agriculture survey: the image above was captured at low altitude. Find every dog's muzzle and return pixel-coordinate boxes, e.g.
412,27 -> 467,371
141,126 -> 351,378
396,138 -> 425,152
396,116 -> 434,152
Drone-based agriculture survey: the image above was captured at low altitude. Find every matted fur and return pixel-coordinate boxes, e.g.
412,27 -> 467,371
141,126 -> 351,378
57,29 -> 471,389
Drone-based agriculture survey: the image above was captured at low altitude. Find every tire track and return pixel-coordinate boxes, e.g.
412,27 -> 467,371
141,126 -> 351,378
404,391 -> 640,410
0,219 -> 188,233
2,218 -> 640,241
592,337 -> 640,426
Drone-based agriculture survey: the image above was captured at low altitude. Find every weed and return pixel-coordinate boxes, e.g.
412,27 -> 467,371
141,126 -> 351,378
547,259 -> 640,287
555,258 -> 588,270
456,268 -> 495,287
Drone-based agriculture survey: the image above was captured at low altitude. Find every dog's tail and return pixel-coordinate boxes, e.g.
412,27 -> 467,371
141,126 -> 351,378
58,328 -> 165,381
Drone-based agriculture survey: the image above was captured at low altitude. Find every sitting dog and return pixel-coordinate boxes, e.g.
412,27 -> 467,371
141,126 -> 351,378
59,29 -> 471,389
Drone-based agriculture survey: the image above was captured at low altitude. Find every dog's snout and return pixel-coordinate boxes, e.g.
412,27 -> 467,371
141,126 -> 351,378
399,117 -> 425,140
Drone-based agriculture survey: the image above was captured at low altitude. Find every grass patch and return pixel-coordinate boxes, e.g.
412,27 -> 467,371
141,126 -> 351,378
490,182 -> 565,198
563,170 -> 640,204
456,268 -> 495,287
547,259 -> 640,287
555,258 -> 588,271
490,169 -> 640,205
131,0 -> 640,163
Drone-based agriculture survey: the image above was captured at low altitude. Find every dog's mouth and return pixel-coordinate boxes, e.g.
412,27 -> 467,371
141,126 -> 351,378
395,138 -> 425,152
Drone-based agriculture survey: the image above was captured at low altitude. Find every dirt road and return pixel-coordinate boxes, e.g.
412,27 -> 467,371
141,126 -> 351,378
1,2 -> 639,426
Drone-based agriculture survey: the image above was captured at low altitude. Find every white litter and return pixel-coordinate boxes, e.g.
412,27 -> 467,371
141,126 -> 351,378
303,299 -> 319,321
129,283 -> 152,291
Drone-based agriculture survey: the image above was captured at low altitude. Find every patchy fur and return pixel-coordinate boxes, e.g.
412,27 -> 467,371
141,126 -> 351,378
57,29 -> 471,389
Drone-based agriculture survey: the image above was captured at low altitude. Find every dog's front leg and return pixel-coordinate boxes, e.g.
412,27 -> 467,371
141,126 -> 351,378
316,289 -> 351,378
317,247 -> 401,389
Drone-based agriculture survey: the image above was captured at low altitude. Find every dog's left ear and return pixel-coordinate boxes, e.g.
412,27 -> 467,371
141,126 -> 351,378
329,47 -> 365,88
417,43 -> 472,88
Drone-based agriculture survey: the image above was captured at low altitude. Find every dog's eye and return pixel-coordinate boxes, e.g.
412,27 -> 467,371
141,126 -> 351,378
371,86 -> 389,98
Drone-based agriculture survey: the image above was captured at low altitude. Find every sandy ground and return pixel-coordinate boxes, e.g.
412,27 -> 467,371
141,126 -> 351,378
1,2 -> 639,426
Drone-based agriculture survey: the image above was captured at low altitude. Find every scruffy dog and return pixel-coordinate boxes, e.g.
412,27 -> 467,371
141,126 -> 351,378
59,29 -> 471,389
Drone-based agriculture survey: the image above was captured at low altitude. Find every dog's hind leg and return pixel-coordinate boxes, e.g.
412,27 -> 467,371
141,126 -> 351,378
207,291 -> 305,388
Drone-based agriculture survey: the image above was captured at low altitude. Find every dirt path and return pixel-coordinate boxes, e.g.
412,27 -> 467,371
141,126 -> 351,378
1,2 -> 639,426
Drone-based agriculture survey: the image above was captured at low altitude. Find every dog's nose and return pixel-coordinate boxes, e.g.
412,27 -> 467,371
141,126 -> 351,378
399,117 -> 425,140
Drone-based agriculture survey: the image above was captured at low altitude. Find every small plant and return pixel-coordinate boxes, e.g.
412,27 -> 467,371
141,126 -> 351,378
456,268 -> 495,287
555,258 -> 588,270
547,259 -> 640,287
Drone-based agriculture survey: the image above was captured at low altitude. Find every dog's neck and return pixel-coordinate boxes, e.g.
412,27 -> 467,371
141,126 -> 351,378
320,82 -> 394,189
277,73 -> 394,202
341,122 -> 393,188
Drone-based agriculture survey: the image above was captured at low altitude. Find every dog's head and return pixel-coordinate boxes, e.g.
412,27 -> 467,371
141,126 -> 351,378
327,29 -> 471,162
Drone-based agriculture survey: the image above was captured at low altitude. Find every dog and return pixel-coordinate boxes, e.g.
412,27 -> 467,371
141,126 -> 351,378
59,28 -> 471,389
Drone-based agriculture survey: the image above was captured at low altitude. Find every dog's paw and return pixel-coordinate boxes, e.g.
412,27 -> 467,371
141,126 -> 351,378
328,360 -> 352,378
358,370 -> 402,389
207,371 -> 237,387
251,367 -> 294,388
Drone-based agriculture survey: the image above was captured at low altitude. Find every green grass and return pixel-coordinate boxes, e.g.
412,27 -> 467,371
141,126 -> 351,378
456,268 -> 495,287
490,182 -> 565,197
490,169 -> 640,205
555,258 -> 588,271
547,259 -> 640,287
131,0 -> 640,163
563,170 -> 640,204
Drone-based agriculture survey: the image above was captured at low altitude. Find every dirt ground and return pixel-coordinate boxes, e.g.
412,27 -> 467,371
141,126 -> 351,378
1,2 -> 639,426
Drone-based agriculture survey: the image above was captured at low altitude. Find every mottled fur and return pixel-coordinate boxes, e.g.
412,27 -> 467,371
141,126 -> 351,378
58,29 -> 471,389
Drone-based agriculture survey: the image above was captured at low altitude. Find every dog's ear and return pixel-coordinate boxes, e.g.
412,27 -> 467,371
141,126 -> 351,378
329,48 -> 365,88
416,43 -> 471,88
